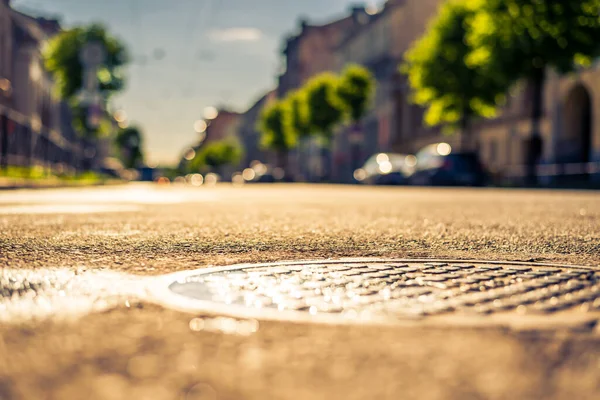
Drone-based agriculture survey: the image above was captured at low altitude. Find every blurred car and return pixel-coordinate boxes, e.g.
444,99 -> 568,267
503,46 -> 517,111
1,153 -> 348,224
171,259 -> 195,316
243,162 -> 286,183
409,143 -> 487,186
354,153 -> 416,185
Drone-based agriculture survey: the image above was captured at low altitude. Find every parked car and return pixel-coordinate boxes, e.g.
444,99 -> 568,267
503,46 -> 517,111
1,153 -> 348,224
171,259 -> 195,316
354,153 -> 416,185
409,143 -> 487,186
243,162 -> 286,183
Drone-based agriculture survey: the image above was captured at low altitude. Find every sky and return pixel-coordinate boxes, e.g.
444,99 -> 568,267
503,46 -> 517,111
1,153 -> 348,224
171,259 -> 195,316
13,0 -> 376,166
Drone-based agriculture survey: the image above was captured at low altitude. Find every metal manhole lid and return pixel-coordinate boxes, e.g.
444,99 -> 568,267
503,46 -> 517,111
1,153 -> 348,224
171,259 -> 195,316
151,259 -> 600,331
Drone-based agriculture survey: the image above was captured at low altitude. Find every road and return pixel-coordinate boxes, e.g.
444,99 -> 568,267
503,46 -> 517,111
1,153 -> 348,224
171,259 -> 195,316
0,183 -> 599,400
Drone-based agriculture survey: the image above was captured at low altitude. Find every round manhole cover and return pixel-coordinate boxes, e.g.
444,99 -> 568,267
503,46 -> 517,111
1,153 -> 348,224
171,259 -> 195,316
154,259 -> 600,329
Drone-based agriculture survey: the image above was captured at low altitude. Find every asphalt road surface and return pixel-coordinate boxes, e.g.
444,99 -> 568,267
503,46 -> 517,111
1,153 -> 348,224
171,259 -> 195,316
0,183 -> 599,400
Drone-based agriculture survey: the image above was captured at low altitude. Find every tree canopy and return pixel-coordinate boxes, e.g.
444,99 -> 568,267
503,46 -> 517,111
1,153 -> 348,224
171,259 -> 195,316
114,125 -> 144,169
191,140 -> 243,172
44,24 -> 128,100
466,0 -> 600,81
337,64 -> 375,123
285,90 -> 312,139
402,0 -> 509,131
258,100 -> 297,153
404,0 -> 600,134
305,72 -> 345,141
43,24 -> 128,138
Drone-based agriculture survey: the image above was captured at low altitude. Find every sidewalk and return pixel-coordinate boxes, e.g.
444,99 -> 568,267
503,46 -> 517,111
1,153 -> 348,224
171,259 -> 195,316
0,177 -> 123,190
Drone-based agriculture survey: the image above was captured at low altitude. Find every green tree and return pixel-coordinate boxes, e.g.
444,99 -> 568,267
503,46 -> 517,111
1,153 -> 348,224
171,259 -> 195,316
466,0 -> 600,183
305,72 -> 345,140
286,89 -> 312,139
285,89 -> 312,181
115,125 -> 144,169
44,24 -> 127,100
305,72 -> 345,181
337,64 -> 375,124
44,24 -> 128,138
403,0 -> 509,147
191,140 -> 243,174
258,100 -> 297,173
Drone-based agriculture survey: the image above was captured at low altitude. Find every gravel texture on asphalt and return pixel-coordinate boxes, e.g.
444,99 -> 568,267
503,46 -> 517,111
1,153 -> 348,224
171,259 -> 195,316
0,183 -> 599,399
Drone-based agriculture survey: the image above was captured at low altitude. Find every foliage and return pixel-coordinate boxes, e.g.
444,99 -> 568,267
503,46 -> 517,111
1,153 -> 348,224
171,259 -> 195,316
305,72 -> 345,141
0,165 -> 46,179
69,101 -> 114,138
43,24 -> 128,139
0,166 -> 109,183
258,100 -> 297,152
115,125 -> 145,169
337,64 -> 375,123
191,140 -> 243,172
285,90 -> 312,139
402,0 -> 509,131
404,0 -> 600,134
44,24 -> 128,100
466,0 -> 600,80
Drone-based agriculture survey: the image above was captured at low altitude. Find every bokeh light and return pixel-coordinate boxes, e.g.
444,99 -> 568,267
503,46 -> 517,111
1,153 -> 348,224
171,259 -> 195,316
194,120 -> 207,133
184,148 -> 196,161
437,143 -> 452,156
114,110 -> 127,123
376,153 -> 389,164
204,173 -> 219,186
405,155 -> 417,167
353,168 -> 367,181
242,168 -> 256,181
0,78 -> 12,93
232,172 -> 245,186
190,174 -> 204,187
203,106 -> 219,120
253,162 -> 268,176
365,4 -> 379,15
379,161 -> 393,174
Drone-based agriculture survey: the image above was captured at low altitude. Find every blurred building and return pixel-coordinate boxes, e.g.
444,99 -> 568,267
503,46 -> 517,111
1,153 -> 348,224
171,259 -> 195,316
205,108 -> 241,144
0,0 -> 15,168
278,6 -> 370,97
0,2 -> 85,173
385,0 -> 600,183
332,1 -> 405,182
278,5 -> 371,180
261,0 -> 600,184
238,90 -> 277,168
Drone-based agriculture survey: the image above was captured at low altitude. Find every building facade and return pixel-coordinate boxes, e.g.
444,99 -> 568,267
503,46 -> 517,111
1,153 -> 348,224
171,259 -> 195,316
264,0 -> 600,183
0,3 -> 86,174
278,6 -> 371,180
332,1 -> 404,182
385,0 -> 600,182
238,90 -> 277,168
278,7 -> 370,98
205,108 -> 242,144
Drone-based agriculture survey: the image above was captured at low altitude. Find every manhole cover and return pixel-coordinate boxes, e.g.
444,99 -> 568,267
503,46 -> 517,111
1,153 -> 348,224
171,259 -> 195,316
155,259 -> 600,329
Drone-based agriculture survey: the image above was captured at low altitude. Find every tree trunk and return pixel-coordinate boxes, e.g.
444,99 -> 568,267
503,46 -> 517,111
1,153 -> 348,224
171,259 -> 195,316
277,149 -> 288,181
44,136 -> 51,177
459,113 -> 470,151
525,68 -> 545,186
321,135 -> 332,183
300,138 -> 307,182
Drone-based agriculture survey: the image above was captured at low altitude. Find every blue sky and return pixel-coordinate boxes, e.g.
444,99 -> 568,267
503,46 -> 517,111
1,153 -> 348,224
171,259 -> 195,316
13,0 -> 377,165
